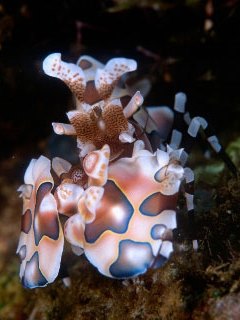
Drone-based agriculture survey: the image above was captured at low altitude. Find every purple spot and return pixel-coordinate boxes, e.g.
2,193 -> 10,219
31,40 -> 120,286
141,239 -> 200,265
109,239 -> 154,278
21,209 -> 32,234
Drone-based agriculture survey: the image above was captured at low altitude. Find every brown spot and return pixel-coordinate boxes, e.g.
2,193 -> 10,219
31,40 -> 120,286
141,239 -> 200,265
34,182 -> 59,245
139,192 -> 178,216
109,240 -> 154,278
98,171 -> 104,178
85,180 -> 134,243
22,252 -> 48,288
21,209 -> 32,234
79,59 -> 93,70
83,80 -> 101,104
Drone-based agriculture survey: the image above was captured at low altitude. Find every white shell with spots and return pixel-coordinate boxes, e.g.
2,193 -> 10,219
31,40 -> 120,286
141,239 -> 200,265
65,143 -> 184,278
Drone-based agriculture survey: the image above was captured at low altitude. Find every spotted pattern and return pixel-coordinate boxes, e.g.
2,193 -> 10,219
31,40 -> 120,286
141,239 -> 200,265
139,192 -> 178,216
21,209 -> 32,234
70,105 -> 128,144
69,104 -> 129,159
95,58 -> 136,100
43,53 -> 86,102
109,240 -> 154,278
22,252 -> 47,288
85,180 -> 134,243
43,54 -> 137,107
34,182 -> 59,245
103,104 -> 128,138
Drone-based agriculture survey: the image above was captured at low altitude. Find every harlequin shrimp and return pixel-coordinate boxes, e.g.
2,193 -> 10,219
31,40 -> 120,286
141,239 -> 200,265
17,53 -> 237,288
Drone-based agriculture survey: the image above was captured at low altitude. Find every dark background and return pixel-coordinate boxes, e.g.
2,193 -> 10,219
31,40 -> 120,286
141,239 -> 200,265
0,0 -> 240,168
0,3 -> 240,319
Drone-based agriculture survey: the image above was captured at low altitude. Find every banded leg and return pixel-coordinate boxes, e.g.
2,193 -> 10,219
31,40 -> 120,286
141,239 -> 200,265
168,92 -> 192,165
169,92 -> 237,175
169,92 -> 187,149
169,93 -> 209,165
187,116 -> 238,176
183,167 -> 198,250
134,92 -> 237,176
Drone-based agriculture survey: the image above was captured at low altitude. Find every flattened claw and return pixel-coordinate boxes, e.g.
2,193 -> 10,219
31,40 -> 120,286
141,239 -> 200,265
77,55 -> 104,82
95,58 -> 137,99
17,156 -> 64,288
43,53 -> 86,103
